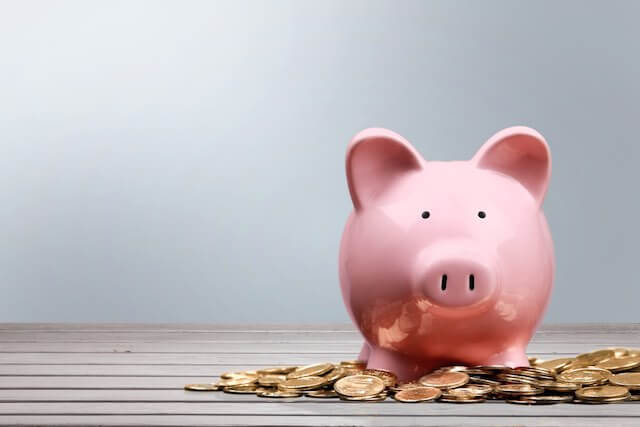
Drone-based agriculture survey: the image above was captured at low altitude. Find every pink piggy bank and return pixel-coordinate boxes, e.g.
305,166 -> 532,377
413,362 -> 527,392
339,126 -> 554,381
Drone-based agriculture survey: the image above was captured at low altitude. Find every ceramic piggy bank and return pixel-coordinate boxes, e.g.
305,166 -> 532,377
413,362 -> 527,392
338,126 -> 554,381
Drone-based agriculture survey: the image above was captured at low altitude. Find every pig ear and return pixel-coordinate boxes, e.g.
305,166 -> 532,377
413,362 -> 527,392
472,126 -> 551,205
346,128 -> 425,210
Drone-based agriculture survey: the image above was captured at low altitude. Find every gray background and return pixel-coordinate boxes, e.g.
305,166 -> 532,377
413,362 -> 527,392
1,0 -> 638,323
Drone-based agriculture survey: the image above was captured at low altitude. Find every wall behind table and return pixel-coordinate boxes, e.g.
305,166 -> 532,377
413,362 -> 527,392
1,0 -> 638,322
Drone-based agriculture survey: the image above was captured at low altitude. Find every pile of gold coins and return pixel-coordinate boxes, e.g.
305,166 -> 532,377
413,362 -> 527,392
184,347 -> 640,404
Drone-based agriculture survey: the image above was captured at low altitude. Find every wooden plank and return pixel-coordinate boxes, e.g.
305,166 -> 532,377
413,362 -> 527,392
2,415 -> 639,427
0,365 -> 241,376
0,401 -> 639,416
0,376 -> 216,389
0,324 -> 357,332
1,331 -> 639,346
0,341 -> 637,354
0,323 -> 637,333
0,352 -> 581,365
0,364 -> 280,376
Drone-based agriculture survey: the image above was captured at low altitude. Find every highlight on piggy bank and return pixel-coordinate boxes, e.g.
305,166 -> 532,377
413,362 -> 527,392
339,127 -> 554,381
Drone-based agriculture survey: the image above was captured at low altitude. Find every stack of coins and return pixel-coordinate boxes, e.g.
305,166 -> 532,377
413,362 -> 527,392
184,347 -> 640,404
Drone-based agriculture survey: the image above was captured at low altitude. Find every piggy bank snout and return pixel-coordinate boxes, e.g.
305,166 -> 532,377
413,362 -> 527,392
419,257 -> 496,308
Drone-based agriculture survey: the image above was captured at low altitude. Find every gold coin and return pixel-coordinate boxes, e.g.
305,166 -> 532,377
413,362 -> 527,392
576,385 -> 630,401
495,384 -> 543,396
287,363 -> 334,379
223,385 -> 258,394
536,380 -> 580,392
573,395 -> 630,404
557,368 -> 611,385
393,386 -> 441,402
511,366 -> 555,379
437,366 -> 471,373
496,373 -> 540,386
323,367 -> 346,384
419,371 -> 469,389
629,394 -> 640,401
257,390 -> 302,398
258,374 -> 287,386
257,366 -> 297,375
220,371 -> 257,379
184,383 -> 220,391
610,372 -> 640,390
361,369 -> 397,387
528,357 -> 541,365
340,392 -> 387,401
469,376 -> 501,386
440,397 -> 485,403
334,374 -> 385,397
576,349 -> 615,365
306,389 -> 338,398
596,355 -> 640,373
519,395 -> 574,404
443,385 -> 491,398
608,348 -> 630,358
339,360 -> 367,369
279,376 -> 326,390
389,381 -> 422,392
216,375 -> 256,387
536,357 -> 574,373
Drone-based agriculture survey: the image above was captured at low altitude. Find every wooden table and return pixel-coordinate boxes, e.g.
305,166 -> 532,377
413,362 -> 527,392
0,323 -> 638,426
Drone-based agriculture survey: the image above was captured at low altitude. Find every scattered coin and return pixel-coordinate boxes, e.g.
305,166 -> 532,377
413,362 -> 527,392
557,368 -> 611,386
223,385 -> 258,394
323,367 -> 346,384
258,374 -> 286,386
519,394 -> 574,404
443,386 -> 491,399
495,384 -> 543,396
287,363 -> 334,379
334,374 -> 385,397
306,389 -> 338,398
576,385 -> 631,402
184,346 -> 640,406
184,383 -> 220,391
393,386 -> 441,402
257,390 -> 302,398
596,355 -> 640,373
440,397 -> 486,403
419,371 -> 469,389
610,372 -> 640,390
257,366 -> 297,375
537,380 -> 580,392
536,358 -> 574,373
361,369 -> 398,387
576,350 -> 615,366
216,376 -> 256,387
340,392 -> 387,401
279,376 -> 327,391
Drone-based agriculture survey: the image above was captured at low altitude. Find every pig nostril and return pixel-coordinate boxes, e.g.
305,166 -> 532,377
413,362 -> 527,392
469,274 -> 475,291
441,275 -> 447,291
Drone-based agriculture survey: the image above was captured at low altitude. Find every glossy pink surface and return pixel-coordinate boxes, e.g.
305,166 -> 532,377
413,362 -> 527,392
339,127 -> 554,381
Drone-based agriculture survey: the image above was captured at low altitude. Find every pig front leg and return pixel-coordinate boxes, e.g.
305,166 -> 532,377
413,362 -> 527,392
485,346 -> 529,367
366,346 -> 436,382
358,342 -> 371,362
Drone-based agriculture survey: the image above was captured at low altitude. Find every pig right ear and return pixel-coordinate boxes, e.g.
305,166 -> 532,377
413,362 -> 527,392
346,128 -> 425,210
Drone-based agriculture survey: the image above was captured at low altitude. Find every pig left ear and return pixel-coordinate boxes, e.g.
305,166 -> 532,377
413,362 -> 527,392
472,126 -> 551,205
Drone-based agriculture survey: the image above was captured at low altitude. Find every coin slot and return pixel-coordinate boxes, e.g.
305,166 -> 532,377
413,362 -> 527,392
469,274 -> 475,291
441,275 -> 447,291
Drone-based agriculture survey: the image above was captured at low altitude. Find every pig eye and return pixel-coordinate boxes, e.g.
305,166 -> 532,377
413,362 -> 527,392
421,211 -> 430,219
477,211 -> 486,219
